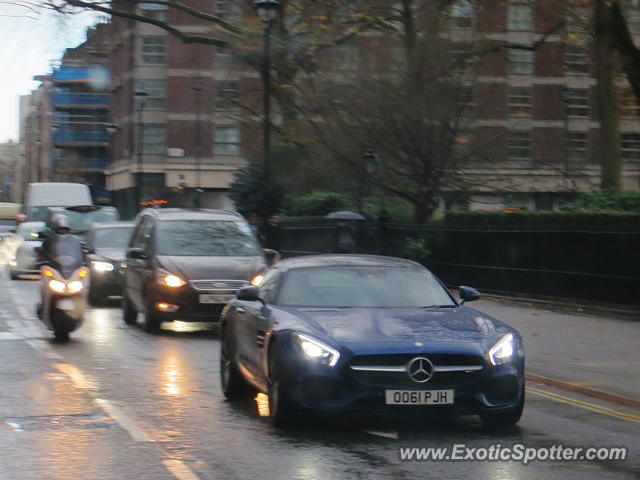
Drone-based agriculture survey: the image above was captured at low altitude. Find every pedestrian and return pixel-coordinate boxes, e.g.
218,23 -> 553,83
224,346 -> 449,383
260,214 -> 282,251
332,220 -> 356,253
246,212 -> 260,238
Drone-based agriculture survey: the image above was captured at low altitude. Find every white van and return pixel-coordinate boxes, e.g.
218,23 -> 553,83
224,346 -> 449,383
25,183 -> 93,222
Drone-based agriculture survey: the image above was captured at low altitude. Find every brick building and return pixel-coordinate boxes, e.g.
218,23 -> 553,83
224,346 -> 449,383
105,1 -> 259,218
446,0 -> 640,210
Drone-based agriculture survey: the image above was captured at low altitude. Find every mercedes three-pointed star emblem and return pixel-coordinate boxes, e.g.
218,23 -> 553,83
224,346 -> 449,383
407,357 -> 434,383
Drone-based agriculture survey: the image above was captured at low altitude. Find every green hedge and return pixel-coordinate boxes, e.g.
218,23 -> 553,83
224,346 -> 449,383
559,190 -> 640,213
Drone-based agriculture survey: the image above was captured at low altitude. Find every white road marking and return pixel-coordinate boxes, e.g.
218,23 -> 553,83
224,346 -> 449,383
163,460 -> 202,480
364,430 -> 399,439
0,332 -> 24,340
95,399 -> 151,443
54,363 -> 96,390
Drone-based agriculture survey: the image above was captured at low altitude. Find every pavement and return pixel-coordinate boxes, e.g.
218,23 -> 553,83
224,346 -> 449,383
472,296 -> 640,405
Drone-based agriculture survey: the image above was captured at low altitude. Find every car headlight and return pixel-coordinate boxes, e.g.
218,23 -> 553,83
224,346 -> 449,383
8,258 -> 17,267
293,332 -> 340,367
49,279 -> 66,293
91,261 -> 114,272
488,333 -> 515,366
156,268 -> 186,288
67,281 -> 84,293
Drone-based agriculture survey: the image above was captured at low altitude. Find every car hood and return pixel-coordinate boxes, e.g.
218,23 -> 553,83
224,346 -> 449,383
94,248 -> 126,263
279,306 -> 515,352
159,255 -> 266,281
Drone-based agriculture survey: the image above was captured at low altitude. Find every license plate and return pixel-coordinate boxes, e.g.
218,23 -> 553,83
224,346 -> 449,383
385,389 -> 454,405
56,299 -> 76,311
199,294 -> 236,304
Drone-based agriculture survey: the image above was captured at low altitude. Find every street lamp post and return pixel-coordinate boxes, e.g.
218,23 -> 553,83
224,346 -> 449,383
191,78 -> 204,208
134,90 -> 148,213
254,0 -> 280,183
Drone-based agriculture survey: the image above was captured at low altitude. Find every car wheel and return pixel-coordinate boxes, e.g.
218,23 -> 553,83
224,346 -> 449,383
143,301 -> 161,333
267,342 -> 293,427
479,387 -> 525,429
122,292 -> 137,325
9,270 -> 18,280
54,330 -> 70,342
220,326 -> 250,400
88,286 -> 101,307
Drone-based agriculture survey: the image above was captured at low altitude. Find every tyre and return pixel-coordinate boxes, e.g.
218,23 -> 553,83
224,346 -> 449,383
54,330 -> 70,342
480,387 -> 525,429
220,326 -> 250,400
9,270 -> 18,280
143,302 -> 161,333
122,292 -> 137,325
88,287 -> 102,307
267,342 -> 293,427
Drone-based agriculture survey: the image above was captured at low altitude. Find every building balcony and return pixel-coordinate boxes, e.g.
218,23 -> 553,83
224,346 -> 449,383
52,92 -> 109,108
53,130 -> 109,146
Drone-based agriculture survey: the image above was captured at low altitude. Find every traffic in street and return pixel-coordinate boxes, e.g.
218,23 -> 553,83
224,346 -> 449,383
1,269 -> 638,480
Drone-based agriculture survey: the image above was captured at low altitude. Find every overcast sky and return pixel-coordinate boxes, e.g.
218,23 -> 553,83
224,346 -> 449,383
0,2 -> 101,142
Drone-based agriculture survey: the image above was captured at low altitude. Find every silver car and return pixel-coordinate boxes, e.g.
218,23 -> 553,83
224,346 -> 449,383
6,222 -> 45,280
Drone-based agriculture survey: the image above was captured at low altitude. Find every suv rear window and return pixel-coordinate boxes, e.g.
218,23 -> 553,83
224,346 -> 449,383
156,219 -> 261,257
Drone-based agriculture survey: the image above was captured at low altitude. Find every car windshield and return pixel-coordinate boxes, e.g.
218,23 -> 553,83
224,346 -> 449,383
156,220 -> 261,257
278,266 -> 456,308
92,227 -> 134,249
59,209 -> 119,232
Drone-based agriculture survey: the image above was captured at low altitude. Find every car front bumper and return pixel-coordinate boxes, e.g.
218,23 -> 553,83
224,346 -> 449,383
276,343 -> 524,416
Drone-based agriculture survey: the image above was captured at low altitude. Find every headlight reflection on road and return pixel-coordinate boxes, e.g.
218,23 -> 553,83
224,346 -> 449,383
160,351 -> 189,398
91,309 -> 109,342
255,393 -> 270,417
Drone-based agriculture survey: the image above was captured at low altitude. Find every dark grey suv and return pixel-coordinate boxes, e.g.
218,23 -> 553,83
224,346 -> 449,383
122,208 -> 268,332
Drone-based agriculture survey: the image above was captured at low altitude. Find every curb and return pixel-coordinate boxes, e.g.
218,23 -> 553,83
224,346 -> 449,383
525,372 -> 640,410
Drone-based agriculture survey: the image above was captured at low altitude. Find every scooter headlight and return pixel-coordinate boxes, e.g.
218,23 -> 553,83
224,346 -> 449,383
68,281 -> 84,293
49,279 -> 66,293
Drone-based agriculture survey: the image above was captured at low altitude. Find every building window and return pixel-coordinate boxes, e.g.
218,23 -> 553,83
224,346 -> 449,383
508,1 -> 533,31
141,37 -> 167,64
141,125 -> 166,154
507,87 -> 532,116
140,3 -> 168,21
566,132 -> 588,159
454,85 -> 475,116
620,87 -> 640,117
621,133 -> 640,160
509,49 -> 533,75
565,46 -> 589,74
213,126 -> 239,155
136,80 -> 166,109
216,81 -> 239,110
451,42 -> 473,72
507,130 -> 531,160
214,0 -> 232,18
564,88 -> 589,117
451,0 -> 474,28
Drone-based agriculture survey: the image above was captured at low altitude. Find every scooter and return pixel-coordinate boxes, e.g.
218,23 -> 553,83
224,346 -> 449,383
36,236 -> 88,341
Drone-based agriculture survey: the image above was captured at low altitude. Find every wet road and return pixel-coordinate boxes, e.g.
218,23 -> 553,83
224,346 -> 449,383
1,274 -> 638,480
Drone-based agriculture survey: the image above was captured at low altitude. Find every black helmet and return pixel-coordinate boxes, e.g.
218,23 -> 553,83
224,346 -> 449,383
53,214 -> 71,234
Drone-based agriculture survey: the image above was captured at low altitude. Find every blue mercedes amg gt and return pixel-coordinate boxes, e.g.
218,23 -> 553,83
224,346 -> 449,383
219,255 -> 525,427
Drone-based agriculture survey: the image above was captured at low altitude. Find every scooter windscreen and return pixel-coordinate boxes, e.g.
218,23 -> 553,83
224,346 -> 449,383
50,236 -> 85,278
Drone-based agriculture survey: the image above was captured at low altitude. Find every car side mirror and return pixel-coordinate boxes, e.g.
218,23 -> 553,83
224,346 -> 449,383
459,286 -> 480,304
81,243 -> 94,254
128,247 -> 148,260
262,248 -> 280,267
237,285 -> 264,304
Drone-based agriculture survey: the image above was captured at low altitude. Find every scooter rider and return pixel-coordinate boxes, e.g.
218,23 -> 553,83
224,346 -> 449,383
37,214 -> 81,317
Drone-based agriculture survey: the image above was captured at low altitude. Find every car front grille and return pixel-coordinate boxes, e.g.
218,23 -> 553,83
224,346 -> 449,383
189,279 -> 249,292
349,353 -> 485,388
